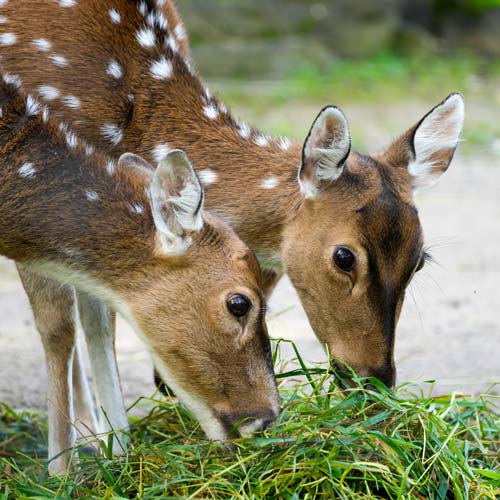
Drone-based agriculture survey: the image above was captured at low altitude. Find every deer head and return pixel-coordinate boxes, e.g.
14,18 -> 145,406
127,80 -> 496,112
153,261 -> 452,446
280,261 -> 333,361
116,150 -> 280,438
282,94 -> 464,386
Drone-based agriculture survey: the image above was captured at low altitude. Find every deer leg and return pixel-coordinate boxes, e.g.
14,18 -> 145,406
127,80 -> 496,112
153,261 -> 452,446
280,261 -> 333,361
76,292 -> 129,454
17,266 -> 77,475
72,335 -> 99,440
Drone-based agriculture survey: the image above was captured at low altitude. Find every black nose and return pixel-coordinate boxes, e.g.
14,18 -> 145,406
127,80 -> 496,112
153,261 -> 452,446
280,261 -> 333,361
219,409 -> 277,437
370,365 -> 396,389
331,360 -> 395,389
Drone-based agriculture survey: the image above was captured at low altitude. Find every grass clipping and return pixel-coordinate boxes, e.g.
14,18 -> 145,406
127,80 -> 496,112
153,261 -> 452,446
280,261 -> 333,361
0,348 -> 499,499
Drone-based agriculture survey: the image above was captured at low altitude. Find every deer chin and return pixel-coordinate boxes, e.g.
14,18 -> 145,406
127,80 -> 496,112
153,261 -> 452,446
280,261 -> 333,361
151,356 -> 229,442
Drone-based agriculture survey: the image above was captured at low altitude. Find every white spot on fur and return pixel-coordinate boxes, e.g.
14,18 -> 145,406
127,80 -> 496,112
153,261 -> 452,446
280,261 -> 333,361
65,131 -> 78,148
25,95 -> 42,116
198,169 -> 217,185
254,134 -> 270,147
84,144 -> 94,156
138,1 -> 147,16
278,137 -> 292,151
136,27 -> 156,48
63,95 -> 80,109
152,143 -> 172,162
42,106 -> 49,123
203,104 -> 218,120
109,8 -> 121,24
50,54 -> 68,67
32,38 -> 52,52
238,122 -> 251,139
3,73 -> 21,88
58,122 -> 69,134
218,102 -> 228,114
106,60 -> 122,79
0,16 -> 8,24
0,33 -> 16,46
38,85 -> 60,101
150,56 -> 173,80
173,24 -> 186,41
106,160 -> 116,175
153,12 -> 167,30
19,162 -> 36,178
85,190 -> 99,201
261,176 -> 279,189
128,203 -> 145,214
165,36 -> 178,53
100,124 -> 123,145
0,0 -> 8,6
59,0 -> 76,6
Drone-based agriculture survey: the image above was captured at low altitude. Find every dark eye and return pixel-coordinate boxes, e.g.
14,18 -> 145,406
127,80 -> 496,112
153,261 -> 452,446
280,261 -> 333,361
227,294 -> 251,318
333,247 -> 356,273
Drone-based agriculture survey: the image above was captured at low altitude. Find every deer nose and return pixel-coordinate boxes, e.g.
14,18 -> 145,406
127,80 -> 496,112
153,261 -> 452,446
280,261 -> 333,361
369,365 -> 396,389
219,409 -> 278,438
331,360 -> 396,389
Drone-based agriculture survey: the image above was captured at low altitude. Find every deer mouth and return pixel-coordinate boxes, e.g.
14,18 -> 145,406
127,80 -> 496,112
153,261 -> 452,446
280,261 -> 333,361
216,409 -> 278,439
330,359 -> 395,390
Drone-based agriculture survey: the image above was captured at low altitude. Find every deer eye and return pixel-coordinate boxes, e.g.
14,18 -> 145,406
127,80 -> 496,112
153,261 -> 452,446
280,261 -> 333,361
333,247 -> 356,273
227,294 -> 251,318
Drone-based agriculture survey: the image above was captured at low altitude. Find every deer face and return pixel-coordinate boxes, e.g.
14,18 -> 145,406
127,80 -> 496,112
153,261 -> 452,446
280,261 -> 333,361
121,150 -> 279,440
282,94 -> 464,387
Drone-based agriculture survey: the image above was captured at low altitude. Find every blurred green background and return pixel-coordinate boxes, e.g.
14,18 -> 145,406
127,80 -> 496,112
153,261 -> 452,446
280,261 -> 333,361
177,0 -> 500,153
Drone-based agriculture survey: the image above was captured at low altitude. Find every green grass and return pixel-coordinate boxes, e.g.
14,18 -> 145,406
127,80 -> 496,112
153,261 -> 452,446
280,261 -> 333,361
210,53 -> 500,153
216,53 -> 500,106
1,344 -> 499,499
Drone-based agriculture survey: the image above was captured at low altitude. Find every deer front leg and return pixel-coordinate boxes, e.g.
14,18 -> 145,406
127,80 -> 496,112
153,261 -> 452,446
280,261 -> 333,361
76,292 -> 129,454
72,336 -> 99,440
17,267 -> 77,475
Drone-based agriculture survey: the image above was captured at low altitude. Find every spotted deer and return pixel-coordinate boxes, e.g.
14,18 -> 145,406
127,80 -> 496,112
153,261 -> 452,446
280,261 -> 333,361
0,0 -> 464,389
0,77 -> 279,474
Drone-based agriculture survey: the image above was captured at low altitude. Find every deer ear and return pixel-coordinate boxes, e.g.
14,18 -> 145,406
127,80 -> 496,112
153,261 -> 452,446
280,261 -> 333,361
299,106 -> 351,198
150,149 -> 204,255
118,153 -> 154,179
383,93 -> 464,192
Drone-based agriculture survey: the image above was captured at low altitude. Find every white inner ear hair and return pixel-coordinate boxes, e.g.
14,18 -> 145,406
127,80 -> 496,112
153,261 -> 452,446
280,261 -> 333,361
150,175 -> 204,255
409,94 -> 464,185
167,182 -> 204,232
306,108 -> 350,183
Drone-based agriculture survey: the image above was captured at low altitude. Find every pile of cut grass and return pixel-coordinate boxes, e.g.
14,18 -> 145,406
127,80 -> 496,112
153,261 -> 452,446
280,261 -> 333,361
1,352 -> 499,499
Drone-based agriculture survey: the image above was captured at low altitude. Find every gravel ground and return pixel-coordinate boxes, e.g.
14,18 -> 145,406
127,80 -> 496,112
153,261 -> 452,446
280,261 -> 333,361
0,110 -> 499,411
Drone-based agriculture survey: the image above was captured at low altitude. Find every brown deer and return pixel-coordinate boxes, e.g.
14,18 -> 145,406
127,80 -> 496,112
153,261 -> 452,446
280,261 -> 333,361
0,0 -> 464,390
0,77 -> 279,474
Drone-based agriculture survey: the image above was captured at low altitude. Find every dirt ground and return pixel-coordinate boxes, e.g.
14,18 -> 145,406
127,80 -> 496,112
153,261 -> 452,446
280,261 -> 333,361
0,102 -> 499,411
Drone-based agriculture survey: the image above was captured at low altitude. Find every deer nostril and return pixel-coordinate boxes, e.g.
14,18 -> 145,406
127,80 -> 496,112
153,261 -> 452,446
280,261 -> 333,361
219,410 -> 277,438
260,417 -> 275,432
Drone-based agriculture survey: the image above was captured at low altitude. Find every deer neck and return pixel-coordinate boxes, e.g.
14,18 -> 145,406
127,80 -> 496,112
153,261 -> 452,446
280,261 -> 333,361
0,0 -> 306,272
126,66 -> 304,272
0,89 -> 155,302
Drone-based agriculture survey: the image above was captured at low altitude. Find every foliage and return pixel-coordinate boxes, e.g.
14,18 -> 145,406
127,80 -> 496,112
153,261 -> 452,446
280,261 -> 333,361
1,345 -> 499,499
